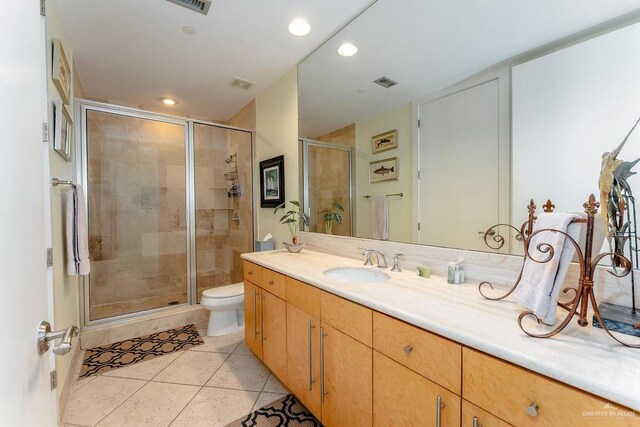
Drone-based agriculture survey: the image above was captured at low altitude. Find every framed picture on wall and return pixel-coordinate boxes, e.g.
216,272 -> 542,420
53,99 -> 73,162
260,155 -> 285,208
369,157 -> 398,183
371,129 -> 397,153
52,39 -> 72,105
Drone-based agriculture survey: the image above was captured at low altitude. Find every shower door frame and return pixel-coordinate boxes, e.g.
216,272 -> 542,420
299,138 -> 355,236
76,99 -> 255,327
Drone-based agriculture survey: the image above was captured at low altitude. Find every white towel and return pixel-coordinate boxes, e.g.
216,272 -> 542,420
371,195 -> 389,240
65,185 -> 91,276
513,212 -> 581,325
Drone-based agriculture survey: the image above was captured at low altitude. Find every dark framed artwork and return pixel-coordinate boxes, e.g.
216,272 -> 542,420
260,155 -> 285,208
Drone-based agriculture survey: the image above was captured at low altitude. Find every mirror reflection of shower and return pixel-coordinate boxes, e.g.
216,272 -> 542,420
299,139 -> 354,237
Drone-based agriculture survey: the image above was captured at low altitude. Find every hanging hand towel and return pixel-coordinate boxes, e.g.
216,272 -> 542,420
65,185 -> 91,276
512,212 -> 580,325
371,195 -> 389,240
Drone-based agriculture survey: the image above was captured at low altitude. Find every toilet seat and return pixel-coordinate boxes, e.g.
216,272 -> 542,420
202,282 -> 244,299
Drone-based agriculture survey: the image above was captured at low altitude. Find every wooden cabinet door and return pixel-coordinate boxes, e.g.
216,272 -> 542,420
244,281 -> 262,358
286,303 -> 322,419
462,400 -> 512,427
373,351 -> 461,427
262,290 -> 287,381
321,322 -> 373,427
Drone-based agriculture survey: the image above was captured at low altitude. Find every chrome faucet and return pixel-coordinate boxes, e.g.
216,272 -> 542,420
362,249 -> 387,268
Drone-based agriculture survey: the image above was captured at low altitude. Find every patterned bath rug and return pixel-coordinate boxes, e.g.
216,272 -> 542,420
226,394 -> 322,427
79,324 -> 204,378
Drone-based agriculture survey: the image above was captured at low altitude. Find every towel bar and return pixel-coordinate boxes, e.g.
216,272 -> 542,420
363,192 -> 403,199
51,178 -> 75,187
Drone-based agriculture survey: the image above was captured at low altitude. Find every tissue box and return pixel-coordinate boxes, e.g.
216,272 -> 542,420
255,240 -> 275,252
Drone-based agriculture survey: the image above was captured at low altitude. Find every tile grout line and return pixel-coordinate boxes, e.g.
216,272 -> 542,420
166,350 -> 236,426
90,377 -> 151,427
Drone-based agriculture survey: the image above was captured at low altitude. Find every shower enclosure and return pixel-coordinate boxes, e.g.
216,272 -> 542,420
299,139 -> 354,236
79,101 -> 253,324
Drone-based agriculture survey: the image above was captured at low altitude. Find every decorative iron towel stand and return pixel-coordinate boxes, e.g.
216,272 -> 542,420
479,194 -> 638,348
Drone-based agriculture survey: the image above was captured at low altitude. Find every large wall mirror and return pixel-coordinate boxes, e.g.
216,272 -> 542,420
298,0 -> 640,255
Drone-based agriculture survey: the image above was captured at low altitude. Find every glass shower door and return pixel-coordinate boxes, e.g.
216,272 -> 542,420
85,109 -> 189,321
193,124 -> 253,302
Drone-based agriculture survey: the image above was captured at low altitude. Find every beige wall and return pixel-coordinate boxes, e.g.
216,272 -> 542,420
355,103 -> 414,242
255,68 -> 299,247
46,0 -> 81,412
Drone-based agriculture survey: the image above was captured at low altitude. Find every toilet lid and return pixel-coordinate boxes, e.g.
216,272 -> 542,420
202,282 -> 244,299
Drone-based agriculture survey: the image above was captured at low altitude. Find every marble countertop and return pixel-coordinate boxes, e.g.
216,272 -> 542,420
242,249 -> 640,411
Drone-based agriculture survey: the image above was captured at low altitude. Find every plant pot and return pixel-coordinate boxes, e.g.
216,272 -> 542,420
283,242 -> 306,253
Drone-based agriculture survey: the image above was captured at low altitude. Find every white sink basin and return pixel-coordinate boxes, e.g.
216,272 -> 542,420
323,267 -> 390,284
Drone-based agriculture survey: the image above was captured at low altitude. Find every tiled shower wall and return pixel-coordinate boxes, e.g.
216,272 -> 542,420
86,109 -> 254,318
87,110 -> 188,320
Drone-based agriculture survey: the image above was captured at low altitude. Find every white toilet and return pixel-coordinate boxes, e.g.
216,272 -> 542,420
201,282 -> 245,337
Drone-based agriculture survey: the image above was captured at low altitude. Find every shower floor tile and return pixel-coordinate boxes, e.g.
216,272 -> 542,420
61,332 -> 288,427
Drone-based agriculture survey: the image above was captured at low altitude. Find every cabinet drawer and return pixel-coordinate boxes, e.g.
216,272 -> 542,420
262,268 -> 286,299
286,277 -> 320,318
243,261 -> 263,284
462,400 -> 512,427
373,312 -> 461,395
321,291 -> 372,346
374,351 -> 460,427
463,348 -> 637,427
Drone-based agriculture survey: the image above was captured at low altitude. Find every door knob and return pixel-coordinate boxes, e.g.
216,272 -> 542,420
37,321 -> 79,355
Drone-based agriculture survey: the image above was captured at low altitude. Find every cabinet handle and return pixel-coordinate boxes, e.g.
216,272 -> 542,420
269,280 -> 274,285
403,344 -> 413,354
253,290 -> 259,339
260,293 -> 265,341
472,416 -> 480,427
527,402 -> 539,417
320,327 -> 327,402
308,320 -> 316,391
248,270 -> 253,275
436,395 -> 446,427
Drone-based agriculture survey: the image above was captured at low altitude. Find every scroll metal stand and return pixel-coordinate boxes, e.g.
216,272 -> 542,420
479,194 -> 638,347
478,198 -> 556,300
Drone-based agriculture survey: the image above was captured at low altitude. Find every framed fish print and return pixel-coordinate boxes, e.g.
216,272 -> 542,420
369,157 -> 398,183
52,39 -> 72,105
371,129 -> 397,154
260,155 -> 285,208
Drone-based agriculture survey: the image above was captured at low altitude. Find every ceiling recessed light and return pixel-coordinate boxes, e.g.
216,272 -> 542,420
160,97 -> 179,106
288,18 -> 310,36
338,42 -> 358,57
182,26 -> 196,35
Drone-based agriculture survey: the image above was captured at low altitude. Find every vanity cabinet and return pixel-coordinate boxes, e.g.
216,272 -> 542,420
374,351 -> 460,426
244,260 -> 637,427
461,400 -> 512,427
286,277 -> 322,418
321,322 -> 373,427
372,313 -> 462,426
243,262 -> 287,380
243,281 -> 262,357
462,348 -> 636,427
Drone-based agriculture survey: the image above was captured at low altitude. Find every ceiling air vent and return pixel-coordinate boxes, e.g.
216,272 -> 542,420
373,76 -> 398,89
231,77 -> 255,90
166,0 -> 212,15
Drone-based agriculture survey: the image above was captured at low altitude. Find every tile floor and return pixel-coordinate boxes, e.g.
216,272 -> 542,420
61,328 -> 289,427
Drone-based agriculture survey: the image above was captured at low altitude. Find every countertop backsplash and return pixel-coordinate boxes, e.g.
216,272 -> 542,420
298,231 -> 640,308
